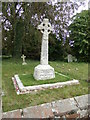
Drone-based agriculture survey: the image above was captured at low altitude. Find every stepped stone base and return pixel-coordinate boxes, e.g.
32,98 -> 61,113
2,94 -> 89,119
33,64 -> 55,80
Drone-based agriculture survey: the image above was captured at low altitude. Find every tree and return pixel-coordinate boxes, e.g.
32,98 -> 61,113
2,2 -> 25,57
2,2 -> 82,59
68,10 -> 89,62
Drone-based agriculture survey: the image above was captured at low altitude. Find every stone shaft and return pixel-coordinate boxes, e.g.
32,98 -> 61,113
41,33 -> 48,65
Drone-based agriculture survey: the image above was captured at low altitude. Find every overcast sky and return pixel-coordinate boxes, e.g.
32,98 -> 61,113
52,0 -> 89,14
74,0 -> 89,14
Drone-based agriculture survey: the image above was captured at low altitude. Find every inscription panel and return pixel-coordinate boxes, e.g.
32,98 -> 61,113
34,65 -> 55,80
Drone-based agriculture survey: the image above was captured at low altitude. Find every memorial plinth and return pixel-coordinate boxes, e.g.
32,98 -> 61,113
34,18 -> 55,80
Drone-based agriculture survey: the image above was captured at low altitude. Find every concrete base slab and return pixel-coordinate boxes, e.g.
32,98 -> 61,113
33,64 -> 55,80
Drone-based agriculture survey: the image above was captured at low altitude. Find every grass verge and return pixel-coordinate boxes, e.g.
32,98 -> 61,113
19,73 -> 70,86
2,58 -> 88,112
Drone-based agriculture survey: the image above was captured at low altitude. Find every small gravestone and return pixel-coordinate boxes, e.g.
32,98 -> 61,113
68,54 -> 73,63
73,57 -> 77,62
21,54 -> 27,65
1,91 -> 5,96
34,18 -> 55,80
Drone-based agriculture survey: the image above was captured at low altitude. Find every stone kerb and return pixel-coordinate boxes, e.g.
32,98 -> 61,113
13,75 -> 79,94
2,94 -> 89,118
24,79 -> 79,91
14,75 -> 25,92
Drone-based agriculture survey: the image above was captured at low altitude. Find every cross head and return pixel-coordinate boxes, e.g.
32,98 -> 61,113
37,18 -> 53,35
21,54 -> 26,62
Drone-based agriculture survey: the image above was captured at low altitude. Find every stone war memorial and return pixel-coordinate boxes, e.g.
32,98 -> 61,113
34,18 -> 55,80
12,18 -> 79,95
2,2 -> 89,119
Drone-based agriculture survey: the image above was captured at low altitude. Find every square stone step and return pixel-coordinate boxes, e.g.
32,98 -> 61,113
74,94 -> 89,109
51,98 -> 78,115
2,109 -> 22,118
23,103 -> 54,118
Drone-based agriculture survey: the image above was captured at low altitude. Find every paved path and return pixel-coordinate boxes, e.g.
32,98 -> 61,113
2,94 -> 90,119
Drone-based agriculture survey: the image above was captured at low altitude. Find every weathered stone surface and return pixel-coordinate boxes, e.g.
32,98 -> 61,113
2,109 -> 22,118
51,98 -> 78,114
23,103 -> 54,118
74,94 -> 89,109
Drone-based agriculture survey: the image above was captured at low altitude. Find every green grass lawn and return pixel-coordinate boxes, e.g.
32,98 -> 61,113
19,73 -> 70,86
2,58 -> 88,112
